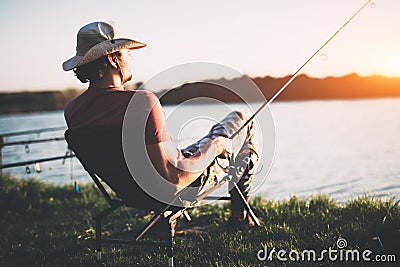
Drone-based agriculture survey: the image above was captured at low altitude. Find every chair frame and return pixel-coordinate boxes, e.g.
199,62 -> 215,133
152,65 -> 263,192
85,156 -> 259,267
65,127 -> 259,266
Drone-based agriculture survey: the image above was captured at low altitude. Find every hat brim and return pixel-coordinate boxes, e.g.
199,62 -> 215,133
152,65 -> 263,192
62,38 -> 146,71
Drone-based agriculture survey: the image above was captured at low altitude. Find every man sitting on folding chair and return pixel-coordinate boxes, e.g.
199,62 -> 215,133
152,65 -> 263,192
63,21 -> 260,227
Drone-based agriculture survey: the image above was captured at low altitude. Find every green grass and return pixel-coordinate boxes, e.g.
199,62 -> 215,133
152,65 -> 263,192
0,174 -> 399,266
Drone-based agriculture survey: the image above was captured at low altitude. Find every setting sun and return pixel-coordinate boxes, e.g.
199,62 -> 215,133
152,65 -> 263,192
382,55 -> 400,77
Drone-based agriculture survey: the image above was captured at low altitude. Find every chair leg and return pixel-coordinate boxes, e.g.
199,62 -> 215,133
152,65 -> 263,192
167,220 -> 175,267
93,205 -> 121,262
232,182 -> 260,226
95,217 -> 103,262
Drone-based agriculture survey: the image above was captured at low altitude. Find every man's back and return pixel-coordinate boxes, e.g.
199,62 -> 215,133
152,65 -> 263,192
64,88 -> 173,210
65,125 -> 166,210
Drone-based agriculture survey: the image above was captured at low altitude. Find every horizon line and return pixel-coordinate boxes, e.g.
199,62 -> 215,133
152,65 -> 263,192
1,72 -> 400,93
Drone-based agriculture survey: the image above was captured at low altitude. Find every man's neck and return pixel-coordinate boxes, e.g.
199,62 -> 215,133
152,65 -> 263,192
90,71 -> 122,89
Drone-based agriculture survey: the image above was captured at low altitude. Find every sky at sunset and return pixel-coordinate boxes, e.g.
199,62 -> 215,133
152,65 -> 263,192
0,0 -> 399,91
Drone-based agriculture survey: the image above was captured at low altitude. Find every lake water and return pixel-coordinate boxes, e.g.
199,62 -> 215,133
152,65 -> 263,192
1,98 -> 399,201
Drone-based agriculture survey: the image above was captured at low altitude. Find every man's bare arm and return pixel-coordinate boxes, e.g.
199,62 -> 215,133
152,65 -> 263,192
146,137 -> 232,192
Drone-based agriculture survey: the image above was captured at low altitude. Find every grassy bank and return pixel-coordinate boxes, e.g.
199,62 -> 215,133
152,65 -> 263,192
0,174 -> 398,266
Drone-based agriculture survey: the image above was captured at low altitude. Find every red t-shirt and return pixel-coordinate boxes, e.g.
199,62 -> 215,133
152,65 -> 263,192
64,87 -> 169,145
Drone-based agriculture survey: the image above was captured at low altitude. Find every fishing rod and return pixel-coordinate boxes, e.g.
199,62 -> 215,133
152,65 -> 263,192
230,0 -> 373,140
0,126 -> 66,138
0,153 -> 75,170
1,137 -> 65,147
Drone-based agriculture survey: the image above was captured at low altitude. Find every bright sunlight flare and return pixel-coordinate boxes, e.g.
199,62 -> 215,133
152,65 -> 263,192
382,55 -> 400,77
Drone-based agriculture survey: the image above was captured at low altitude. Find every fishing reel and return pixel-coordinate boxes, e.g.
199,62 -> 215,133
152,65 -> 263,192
224,153 -> 252,184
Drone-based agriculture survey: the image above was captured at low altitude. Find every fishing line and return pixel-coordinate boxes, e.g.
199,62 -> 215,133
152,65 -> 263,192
229,0 -> 374,140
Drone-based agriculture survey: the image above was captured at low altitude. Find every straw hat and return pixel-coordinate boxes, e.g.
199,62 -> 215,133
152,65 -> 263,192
62,21 -> 146,71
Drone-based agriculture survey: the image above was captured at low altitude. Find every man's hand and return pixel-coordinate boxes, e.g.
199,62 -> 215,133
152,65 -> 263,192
212,136 -> 233,159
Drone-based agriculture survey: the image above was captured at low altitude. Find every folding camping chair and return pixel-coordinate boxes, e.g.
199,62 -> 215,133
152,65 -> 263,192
65,126 -> 259,266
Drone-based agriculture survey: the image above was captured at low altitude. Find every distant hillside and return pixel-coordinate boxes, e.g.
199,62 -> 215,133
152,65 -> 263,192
156,74 -> 400,105
0,89 -> 81,114
254,73 -> 400,101
1,74 -> 399,114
